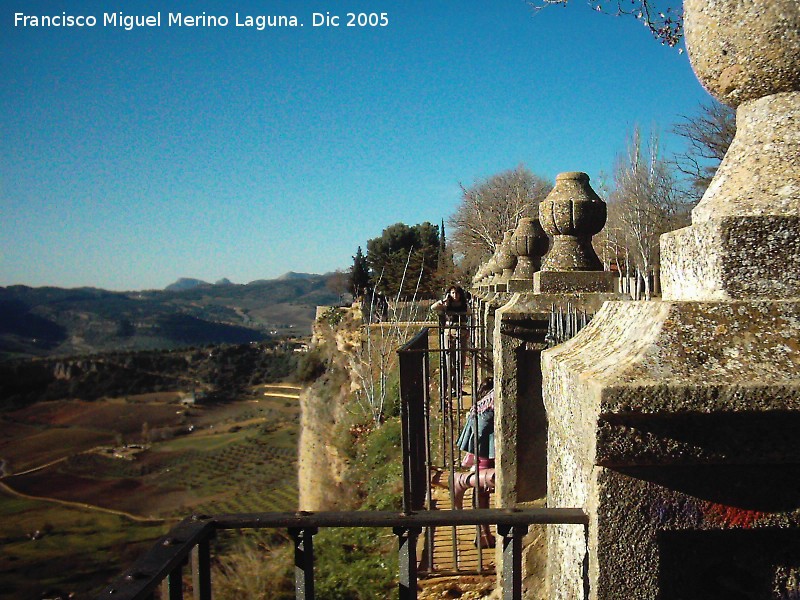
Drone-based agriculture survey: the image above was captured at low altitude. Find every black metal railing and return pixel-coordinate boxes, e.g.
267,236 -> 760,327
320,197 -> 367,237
100,317 -> 591,599
98,508 -> 588,600
398,324 -> 499,573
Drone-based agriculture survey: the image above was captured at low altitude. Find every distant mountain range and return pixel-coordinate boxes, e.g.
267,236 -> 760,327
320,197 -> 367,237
164,272 -> 319,291
0,273 -> 343,360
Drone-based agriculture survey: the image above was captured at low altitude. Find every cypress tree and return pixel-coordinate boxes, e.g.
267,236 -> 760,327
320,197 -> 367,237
349,246 -> 371,296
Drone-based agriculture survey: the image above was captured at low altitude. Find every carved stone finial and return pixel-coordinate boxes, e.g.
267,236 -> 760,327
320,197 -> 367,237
476,263 -> 490,287
539,172 -> 605,272
511,217 -> 549,279
483,255 -> 498,285
496,230 -> 517,282
684,0 -> 800,108
662,0 -> 800,300
491,251 -> 504,284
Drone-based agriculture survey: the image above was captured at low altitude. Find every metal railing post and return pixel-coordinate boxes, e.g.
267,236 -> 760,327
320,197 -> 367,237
100,509 -> 588,600
498,524 -> 528,600
421,348 -> 435,572
162,564 -> 184,600
289,527 -> 318,599
191,538 -> 211,600
395,526 -> 422,600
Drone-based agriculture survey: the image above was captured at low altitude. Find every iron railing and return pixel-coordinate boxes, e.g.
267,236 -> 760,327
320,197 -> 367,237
399,324 -> 499,574
98,508 -> 588,600
100,317 -> 591,599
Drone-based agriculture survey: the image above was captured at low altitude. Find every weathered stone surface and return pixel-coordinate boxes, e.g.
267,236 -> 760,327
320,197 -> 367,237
539,172 -> 605,272
597,409 -> 800,467
481,291 -> 511,354
690,93 -> 800,222
497,230 -> 517,284
684,0 -> 800,107
551,299 -> 800,460
543,1 -> 800,598
496,292 -> 620,322
492,288 -> 625,599
563,301 -> 800,402
494,292 -> 620,505
590,468 -> 800,600
533,271 -> 616,295
662,215 -> 800,301
666,3 -> 800,301
506,279 -> 534,293
509,217 -> 549,291
662,93 -> 800,300
474,263 -> 492,288
543,299 -> 800,599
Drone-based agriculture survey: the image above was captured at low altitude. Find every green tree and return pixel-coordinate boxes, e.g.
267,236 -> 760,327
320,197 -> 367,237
348,246 -> 372,296
365,222 -> 440,298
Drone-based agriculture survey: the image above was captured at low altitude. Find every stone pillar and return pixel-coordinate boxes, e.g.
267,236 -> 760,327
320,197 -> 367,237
482,289 -> 507,356
474,250 -> 507,353
543,3 -> 800,598
493,174 -> 623,597
536,172 -> 616,294
539,172 -> 604,272
489,253 -> 505,292
469,274 -> 489,382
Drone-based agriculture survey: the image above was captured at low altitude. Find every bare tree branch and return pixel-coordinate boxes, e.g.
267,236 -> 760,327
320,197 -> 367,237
528,0 -> 683,47
609,126 -> 685,299
449,165 -> 552,276
671,100 -> 736,203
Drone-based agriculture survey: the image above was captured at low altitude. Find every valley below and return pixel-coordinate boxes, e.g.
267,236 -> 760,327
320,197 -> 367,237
0,276 -> 333,598
0,382 -> 302,599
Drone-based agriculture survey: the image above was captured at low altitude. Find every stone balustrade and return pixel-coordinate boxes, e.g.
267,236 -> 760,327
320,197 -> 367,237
541,2 -> 800,598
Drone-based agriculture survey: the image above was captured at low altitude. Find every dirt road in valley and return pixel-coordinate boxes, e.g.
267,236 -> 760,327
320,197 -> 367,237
0,478 -> 164,523
3,456 -> 68,477
0,454 -> 163,523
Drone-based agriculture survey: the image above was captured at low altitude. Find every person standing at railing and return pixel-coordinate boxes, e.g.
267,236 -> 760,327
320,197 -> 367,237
431,377 -> 496,547
431,285 -> 471,396
456,376 -> 494,470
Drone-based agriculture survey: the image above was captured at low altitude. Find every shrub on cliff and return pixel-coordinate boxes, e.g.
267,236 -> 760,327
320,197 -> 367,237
309,419 -> 404,598
296,347 -> 327,382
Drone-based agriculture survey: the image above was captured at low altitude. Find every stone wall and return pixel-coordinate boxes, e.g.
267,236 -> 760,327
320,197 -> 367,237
471,171 -> 625,598
542,2 -> 800,598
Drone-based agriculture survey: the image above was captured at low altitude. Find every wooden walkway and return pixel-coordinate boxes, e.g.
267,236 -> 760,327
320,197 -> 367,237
420,348 -> 497,579
419,481 -> 497,576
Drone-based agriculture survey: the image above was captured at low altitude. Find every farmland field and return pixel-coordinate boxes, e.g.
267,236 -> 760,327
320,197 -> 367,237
0,383 -> 301,599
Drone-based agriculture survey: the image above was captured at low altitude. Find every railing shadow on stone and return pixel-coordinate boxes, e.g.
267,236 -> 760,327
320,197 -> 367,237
97,509 -> 588,600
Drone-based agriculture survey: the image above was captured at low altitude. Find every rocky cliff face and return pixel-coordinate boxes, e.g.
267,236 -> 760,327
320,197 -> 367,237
297,306 -> 363,511
298,382 -> 351,511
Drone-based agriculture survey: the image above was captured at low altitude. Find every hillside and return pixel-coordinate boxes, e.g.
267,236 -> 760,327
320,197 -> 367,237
0,383 -> 302,599
0,332 -> 307,598
0,340 -> 302,410
0,275 -> 342,360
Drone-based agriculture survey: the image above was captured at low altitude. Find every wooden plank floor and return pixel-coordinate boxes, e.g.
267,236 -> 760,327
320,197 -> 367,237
420,481 -> 497,575
422,354 -> 497,577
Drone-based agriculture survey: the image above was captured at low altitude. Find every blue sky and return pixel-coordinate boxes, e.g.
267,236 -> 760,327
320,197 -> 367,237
1,0 -> 710,291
